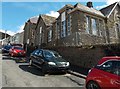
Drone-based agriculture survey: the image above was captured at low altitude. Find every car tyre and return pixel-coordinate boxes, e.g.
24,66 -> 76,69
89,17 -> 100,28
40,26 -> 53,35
41,66 -> 48,76
86,81 -> 101,89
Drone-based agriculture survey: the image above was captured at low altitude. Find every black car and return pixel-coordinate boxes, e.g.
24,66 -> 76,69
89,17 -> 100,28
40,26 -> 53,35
29,49 -> 70,75
2,45 -> 12,53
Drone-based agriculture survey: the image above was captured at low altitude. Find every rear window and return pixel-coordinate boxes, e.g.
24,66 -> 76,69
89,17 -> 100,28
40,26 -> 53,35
14,47 -> 23,50
4,45 -> 12,50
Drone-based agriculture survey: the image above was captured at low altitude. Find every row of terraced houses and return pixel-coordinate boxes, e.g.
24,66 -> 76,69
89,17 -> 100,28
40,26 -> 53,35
22,2 -> 120,49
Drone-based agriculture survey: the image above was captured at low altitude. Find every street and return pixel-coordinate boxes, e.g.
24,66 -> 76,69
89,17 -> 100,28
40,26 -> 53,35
2,54 -> 85,88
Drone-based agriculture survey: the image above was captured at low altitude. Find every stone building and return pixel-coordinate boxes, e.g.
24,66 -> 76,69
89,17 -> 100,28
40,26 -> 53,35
47,2 -> 106,47
34,14 -> 56,48
100,2 -> 120,44
23,2 -> 120,48
23,16 -> 39,48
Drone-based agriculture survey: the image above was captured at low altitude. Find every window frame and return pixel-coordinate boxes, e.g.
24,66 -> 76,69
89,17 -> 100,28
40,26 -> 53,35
96,60 -> 120,76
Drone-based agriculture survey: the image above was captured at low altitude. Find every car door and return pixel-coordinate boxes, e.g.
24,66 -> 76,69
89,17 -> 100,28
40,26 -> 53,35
95,60 -> 120,88
35,50 -> 45,66
31,50 -> 40,63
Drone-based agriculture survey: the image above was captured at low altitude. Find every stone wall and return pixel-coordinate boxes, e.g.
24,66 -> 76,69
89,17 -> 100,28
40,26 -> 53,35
45,44 -> 120,68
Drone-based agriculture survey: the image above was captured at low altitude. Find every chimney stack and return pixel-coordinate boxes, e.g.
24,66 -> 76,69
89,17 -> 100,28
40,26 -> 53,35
87,1 -> 93,8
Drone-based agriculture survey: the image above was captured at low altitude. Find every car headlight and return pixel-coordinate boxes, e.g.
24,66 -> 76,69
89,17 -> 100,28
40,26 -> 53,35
66,62 -> 70,66
88,68 -> 93,73
48,62 -> 56,66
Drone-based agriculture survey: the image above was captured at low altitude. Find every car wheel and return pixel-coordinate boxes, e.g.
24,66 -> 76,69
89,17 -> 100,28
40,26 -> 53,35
86,81 -> 101,89
41,66 -> 48,76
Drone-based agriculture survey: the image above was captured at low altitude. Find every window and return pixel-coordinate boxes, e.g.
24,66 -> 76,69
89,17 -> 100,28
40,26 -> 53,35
39,27 -> 42,34
34,50 -> 42,56
43,51 -> 53,58
61,12 -> 66,38
39,26 -> 42,44
67,15 -> 71,36
116,24 -> 120,38
61,12 -> 65,22
61,21 -> 66,38
86,16 -> 90,34
91,18 -> 97,35
48,29 -> 52,42
56,22 -> 60,39
99,20 -> 104,36
98,61 -> 120,76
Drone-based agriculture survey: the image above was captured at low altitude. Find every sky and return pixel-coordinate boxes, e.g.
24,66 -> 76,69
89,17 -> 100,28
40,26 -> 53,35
0,0 -> 120,36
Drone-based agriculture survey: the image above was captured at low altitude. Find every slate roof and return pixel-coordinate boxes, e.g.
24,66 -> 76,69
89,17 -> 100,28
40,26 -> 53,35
41,15 -> 56,26
57,4 -> 74,13
29,16 -> 39,24
69,3 -> 105,17
100,2 -> 118,17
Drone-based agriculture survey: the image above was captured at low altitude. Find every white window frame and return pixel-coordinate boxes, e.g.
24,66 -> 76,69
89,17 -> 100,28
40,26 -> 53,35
67,15 -> 71,36
48,28 -> 52,42
91,18 -> 97,36
61,11 -> 66,38
86,16 -> 90,34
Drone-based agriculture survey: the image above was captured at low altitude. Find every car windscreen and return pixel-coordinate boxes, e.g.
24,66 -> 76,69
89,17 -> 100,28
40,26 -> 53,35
4,45 -> 12,50
44,50 -> 61,58
14,47 -> 23,50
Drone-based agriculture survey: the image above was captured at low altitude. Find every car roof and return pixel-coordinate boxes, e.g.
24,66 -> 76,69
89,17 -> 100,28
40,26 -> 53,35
36,49 -> 54,52
13,46 -> 22,48
98,56 -> 120,65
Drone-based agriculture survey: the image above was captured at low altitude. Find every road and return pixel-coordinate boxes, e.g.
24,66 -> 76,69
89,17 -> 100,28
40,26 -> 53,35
2,54 -> 85,88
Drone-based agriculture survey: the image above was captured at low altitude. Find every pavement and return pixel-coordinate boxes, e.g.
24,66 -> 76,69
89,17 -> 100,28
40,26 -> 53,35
68,70 -> 87,79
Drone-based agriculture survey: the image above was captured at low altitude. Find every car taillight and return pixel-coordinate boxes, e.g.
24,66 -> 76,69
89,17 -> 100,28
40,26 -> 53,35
13,50 -> 17,53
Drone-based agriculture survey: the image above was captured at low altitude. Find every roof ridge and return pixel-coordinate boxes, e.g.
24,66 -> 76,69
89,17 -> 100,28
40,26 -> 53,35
40,14 -> 56,26
100,2 -> 117,11
75,2 -> 102,12
41,14 -> 56,18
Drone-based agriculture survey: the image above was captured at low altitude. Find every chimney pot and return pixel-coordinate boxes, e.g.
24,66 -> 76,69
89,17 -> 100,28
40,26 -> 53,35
87,1 -> 93,8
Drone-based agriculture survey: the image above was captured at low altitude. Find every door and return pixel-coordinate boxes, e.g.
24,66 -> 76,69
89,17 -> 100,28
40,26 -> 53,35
31,50 -> 40,63
35,50 -> 44,66
96,60 -> 120,88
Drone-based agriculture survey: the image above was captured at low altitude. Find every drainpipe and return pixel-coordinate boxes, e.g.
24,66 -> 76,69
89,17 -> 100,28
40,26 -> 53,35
105,17 -> 110,44
75,32 -> 78,46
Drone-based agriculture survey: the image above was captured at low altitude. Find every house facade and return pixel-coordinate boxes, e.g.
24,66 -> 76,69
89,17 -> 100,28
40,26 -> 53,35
101,2 -> 120,44
34,15 -> 56,48
47,2 -> 107,47
23,2 -> 120,48
23,16 -> 38,48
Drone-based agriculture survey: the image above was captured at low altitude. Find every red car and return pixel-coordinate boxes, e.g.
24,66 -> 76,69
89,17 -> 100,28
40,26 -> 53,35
9,46 -> 26,57
86,56 -> 120,89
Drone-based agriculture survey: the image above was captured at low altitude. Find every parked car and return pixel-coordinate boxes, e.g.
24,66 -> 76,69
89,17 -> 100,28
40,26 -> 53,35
9,46 -> 26,57
86,56 -> 120,89
29,49 -> 70,75
11,43 -> 22,47
2,45 -> 12,53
